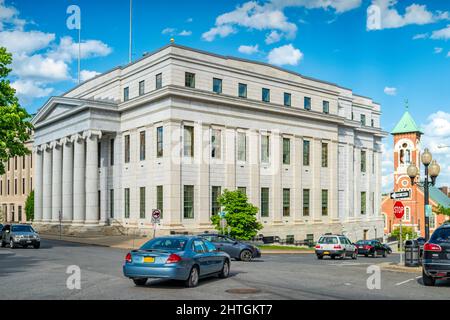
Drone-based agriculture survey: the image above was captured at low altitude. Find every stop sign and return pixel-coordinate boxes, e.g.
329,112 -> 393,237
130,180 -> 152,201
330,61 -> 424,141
393,201 -> 405,219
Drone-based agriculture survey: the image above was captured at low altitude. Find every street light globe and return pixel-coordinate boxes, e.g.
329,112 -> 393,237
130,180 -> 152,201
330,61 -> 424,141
429,160 -> 441,178
407,164 -> 419,179
421,148 -> 432,166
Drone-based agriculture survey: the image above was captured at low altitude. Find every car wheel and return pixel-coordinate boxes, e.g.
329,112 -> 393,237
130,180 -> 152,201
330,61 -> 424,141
317,255 -> 323,260
422,270 -> 435,287
330,255 -> 336,260
382,250 -> 386,258
185,266 -> 199,288
218,260 -> 230,279
352,251 -> 357,260
239,249 -> 253,262
132,278 -> 147,286
364,254 -> 368,257
340,252 -> 346,260
10,240 -> 15,249
34,243 -> 40,249
0,240 -> 4,248
372,250 -> 377,258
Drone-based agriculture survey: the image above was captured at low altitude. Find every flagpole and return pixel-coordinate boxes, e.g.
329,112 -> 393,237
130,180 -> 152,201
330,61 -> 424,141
129,0 -> 132,63
78,26 -> 81,84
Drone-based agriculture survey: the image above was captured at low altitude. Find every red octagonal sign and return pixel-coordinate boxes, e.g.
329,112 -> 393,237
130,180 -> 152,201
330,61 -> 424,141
394,201 -> 405,219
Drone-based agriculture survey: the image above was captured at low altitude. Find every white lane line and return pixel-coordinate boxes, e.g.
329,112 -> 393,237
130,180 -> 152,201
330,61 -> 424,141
395,278 -> 415,286
416,276 -> 422,279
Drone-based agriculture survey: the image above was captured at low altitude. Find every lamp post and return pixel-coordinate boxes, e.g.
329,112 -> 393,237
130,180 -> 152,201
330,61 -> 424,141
407,148 -> 441,241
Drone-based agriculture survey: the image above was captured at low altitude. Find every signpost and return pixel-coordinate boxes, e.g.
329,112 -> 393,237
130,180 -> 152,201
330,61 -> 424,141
151,209 -> 161,238
394,201 -> 405,265
390,190 -> 410,200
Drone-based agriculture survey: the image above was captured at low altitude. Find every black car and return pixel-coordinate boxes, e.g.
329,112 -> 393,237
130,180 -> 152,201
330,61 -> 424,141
0,224 -> 41,249
422,224 -> 450,286
199,234 -> 261,262
382,243 -> 393,254
355,240 -> 388,257
0,224 -> 3,239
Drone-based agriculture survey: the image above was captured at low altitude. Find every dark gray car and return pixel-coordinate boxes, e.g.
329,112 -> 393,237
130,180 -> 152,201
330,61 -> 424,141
199,234 -> 261,262
0,224 -> 40,249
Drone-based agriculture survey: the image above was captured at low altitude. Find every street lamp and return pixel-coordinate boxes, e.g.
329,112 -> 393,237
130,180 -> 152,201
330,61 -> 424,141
407,148 -> 441,241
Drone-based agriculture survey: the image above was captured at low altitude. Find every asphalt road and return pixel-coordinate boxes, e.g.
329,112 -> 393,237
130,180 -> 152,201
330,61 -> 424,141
0,239 -> 449,300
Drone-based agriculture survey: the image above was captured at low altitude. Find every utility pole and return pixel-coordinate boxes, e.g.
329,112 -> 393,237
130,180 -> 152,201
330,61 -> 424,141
129,0 -> 133,63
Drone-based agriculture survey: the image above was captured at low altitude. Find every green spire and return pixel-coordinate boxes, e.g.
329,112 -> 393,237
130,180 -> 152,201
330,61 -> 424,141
391,101 -> 423,135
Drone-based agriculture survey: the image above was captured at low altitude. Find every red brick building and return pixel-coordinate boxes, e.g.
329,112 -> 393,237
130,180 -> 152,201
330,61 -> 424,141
381,110 -> 450,236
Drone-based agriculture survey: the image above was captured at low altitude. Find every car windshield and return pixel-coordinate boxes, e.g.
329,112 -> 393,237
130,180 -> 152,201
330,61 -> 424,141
11,225 -> 33,233
430,228 -> 450,244
140,238 -> 187,251
356,240 -> 372,245
318,237 -> 338,244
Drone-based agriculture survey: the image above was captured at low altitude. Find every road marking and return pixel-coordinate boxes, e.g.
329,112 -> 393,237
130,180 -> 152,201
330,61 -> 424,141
395,278 -> 414,286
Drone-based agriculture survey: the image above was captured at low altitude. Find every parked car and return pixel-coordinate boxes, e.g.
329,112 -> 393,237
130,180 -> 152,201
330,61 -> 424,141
382,243 -> 393,254
422,224 -> 450,286
355,240 -> 387,257
198,233 -> 261,262
416,237 -> 426,259
0,224 -> 40,249
315,234 -> 357,260
123,236 -> 231,288
0,224 -> 3,239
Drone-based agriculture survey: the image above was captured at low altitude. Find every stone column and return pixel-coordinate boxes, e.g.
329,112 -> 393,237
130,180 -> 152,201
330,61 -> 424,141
51,141 -> 62,223
197,122 -> 211,226
165,121 -> 182,226
72,134 -> 85,224
34,147 -> 43,222
293,136 -> 302,222
248,129 -> 260,212
62,138 -> 74,223
271,130 -> 282,223
42,145 -> 52,222
85,130 -> 101,225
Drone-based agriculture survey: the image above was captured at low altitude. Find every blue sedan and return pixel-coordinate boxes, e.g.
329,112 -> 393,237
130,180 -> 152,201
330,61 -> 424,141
123,236 -> 231,287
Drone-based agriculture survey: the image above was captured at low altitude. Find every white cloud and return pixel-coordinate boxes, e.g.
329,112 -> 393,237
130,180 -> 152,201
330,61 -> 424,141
0,30 -> 55,54
0,0 -> 25,31
178,30 -> 192,36
381,142 -> 394,192
48,36 -> 112,62
11,79 -> 53,99
447,51 -> 450,58
434,47 -> 443,54
367,0 -> 449,31
12,54 -> 70,81
238,44 -> 259,55
431,25 -> 450,40
80,70 -> 101,82
265,30 -> 282,44
412,33 -> 428,40
161,27 -> 176,35
269,0 -> 362,13
202,25 -> 236,42
384,87 -> 397,96
268,44 -> 303,66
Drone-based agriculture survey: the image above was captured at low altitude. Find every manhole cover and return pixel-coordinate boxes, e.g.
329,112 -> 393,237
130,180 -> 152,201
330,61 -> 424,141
226,288 -> 261,294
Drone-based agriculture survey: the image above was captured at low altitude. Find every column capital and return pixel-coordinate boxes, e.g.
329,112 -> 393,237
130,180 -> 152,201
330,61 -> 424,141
49,140 -> 62,149
83,130 -> 102,140
60,137 -> 72,145
33,146 -> 42,154
41,143 -> 51,152
70,133 -> 84,143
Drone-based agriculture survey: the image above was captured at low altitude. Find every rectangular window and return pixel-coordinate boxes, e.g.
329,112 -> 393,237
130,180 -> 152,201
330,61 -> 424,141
0,181 -> 2,195
361,150 -> 366,173
124,135 -> 130,163
157,186 -> 163,218
303,189 -> 310,216
238,83 -> 247,98
97,142 -> 101,168
284,93 -> 291,107
139,187 -> 146,219
361,192 -> 367,215
139,131 -> 146,161
110,189 -> 114,218
184,126 -> 194,157
14,178 -> 17,195
283,138 -> 290,165
110,138 -> 115,166
237,187 -> 246,195
211,186 -> 221,216
22,178 -> 25,194
157,126 -> 163,157
322,190 -> 328,216
283,188 -> 290,217
15,157 -> 17,170
7,180 -> 10,195
237,132 -> 246,161
323,101 -> 329,114
211,129 -> 221,159
304,97 -> 311,110
183,185 -> 194,219
185,72 -> 195,88
261,135 -> 270,163
371,119 -> 374,127
124,188 -> 130,218
303,140 -> 310,166
261,188 -> 269,217
361,114 -> 366,126
321,143 -> 328,168
213,78 -> 222,94
139,80 -> 145,96
7,160 -> 10,171
123,87 -> 129,101
156,73 -> 162,89
262,88 -> 270,102
22,156 -> 26,169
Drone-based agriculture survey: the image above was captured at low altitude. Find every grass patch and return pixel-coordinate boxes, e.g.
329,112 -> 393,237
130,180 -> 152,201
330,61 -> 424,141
258,245 -> 314,251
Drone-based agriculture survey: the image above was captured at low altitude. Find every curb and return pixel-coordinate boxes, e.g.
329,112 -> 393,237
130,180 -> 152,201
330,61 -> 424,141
378,262 -> 422,274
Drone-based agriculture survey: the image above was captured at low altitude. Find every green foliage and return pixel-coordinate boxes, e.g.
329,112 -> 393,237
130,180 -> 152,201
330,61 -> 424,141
0,47 -> 33,175
391,226 -> 417,241
210,189 -> 263,240
25,190 -> 34,221
437,205 -> 450,217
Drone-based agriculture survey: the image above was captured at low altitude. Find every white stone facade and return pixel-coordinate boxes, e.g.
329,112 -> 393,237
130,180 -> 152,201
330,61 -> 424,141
31,44 -> 386,242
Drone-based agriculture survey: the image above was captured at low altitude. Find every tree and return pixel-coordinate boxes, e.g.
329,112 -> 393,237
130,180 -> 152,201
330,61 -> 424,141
437,205 -> 450,218
391,226 -> 417,241
210,189 -> 263,240
0,47 -> 33,175
25,190 -> 34,221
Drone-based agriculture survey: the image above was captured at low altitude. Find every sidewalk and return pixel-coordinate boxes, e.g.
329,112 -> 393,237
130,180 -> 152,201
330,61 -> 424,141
378,261 -> 422,274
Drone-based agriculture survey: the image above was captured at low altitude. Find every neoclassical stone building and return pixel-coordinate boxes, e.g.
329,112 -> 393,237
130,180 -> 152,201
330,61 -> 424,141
32,44 -> 386,241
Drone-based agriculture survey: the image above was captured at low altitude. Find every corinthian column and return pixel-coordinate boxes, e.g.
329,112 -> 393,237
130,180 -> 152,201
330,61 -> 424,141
72,134 -> 85,224
51,141 -> 62,223
42,144 -> 52,222
84,130 -> 101,225
62,138 -> 74,223
34,147 -> 43,222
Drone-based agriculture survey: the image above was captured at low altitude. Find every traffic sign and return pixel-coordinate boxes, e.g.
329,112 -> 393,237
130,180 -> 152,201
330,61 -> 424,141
219,211 -> 226,219
151,209 -> 161,223
390,190 -> 410,200
393,201 -> 405,219
220,218 -> 227,229
425,204 -> 432,217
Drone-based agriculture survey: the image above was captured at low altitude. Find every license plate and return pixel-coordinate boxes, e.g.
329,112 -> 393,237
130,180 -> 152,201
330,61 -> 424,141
143,257 -> 155,263
324,251 -> 330,255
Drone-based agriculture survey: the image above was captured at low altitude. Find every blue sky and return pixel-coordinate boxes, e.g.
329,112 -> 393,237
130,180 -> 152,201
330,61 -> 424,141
1,0 -> 449,190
